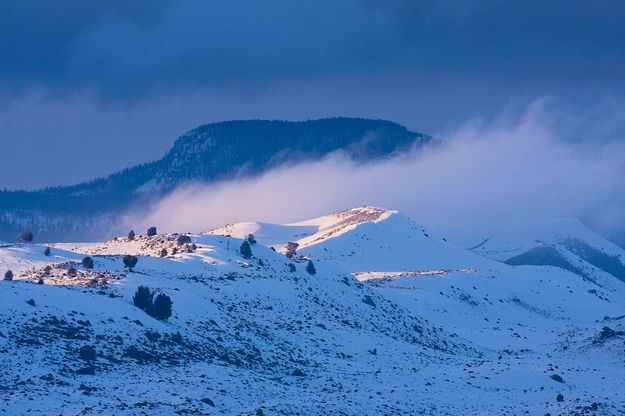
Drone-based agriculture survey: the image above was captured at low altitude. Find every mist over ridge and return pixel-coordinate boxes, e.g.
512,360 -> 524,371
132,99 -> 625,247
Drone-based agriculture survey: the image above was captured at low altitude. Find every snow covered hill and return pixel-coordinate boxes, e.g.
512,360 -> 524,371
2,207 -> 625,414
443,218 -> 625,287
208,206 -> 397,249
211,206 -> 490,272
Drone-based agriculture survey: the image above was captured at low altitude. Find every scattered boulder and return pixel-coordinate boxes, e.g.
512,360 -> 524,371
362,295 -> 376,307
200,398 -> 215,407
596,326 -> 625,342
549,374 -> 564,383
75,366 -> 96,375
78,345 -> 96,361
306,260 -> 316,275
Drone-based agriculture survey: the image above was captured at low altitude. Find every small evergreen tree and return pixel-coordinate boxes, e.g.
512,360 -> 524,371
160,248 -> 168,257
240,240 -> 252,259
4,270 -> 13,281
288,263 -> 296,273
67,267 -> 77,277
43,246 -> 51,256
123,255 -> 138,272
285,242 -> 299,258
18,231 -> 33,243
147,227 -> 157,237
133,286 -> 173,320
177,234 -> 192,245
37,277 -> 44,285
133,285 -> 153,311
306,260 -> 316,275
81,256 -> 94,269
151,293 -> 173,320
127,230 -> 136,240
246,233 -> 257,245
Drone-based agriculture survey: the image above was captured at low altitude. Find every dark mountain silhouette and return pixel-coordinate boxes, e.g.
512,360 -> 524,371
0,118 -> 430,242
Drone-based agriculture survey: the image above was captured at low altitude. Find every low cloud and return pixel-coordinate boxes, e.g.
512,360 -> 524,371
131,100 -> 625,243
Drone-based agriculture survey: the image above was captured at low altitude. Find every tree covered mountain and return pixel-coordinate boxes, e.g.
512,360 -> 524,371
0,118 -> 429,242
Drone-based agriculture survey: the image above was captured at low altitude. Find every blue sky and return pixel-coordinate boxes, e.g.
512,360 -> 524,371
1,0 -> 624,189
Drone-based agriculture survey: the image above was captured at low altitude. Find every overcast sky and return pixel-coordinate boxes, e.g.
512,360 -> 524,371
1,0 -> 624,190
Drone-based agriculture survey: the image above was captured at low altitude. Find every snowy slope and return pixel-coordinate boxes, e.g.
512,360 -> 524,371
440,218 -> 625,290
208,206 -> 395,249
446,218 -> 623,261
0,243 -> 80,274
207,207 -> 625,413
2,208 -> 625,415
1,233 -> 472,415
211,206 -> 489,272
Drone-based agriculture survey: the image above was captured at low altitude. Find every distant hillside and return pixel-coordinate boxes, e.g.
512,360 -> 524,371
0,118 -> 429,242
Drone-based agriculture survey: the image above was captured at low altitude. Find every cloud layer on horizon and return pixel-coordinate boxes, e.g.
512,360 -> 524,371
131,101 -> 625,242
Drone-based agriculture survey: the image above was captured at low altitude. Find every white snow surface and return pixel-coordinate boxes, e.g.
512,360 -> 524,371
208,206 -> 396,251
441,217 -> 624,261
1,206 -> 625,415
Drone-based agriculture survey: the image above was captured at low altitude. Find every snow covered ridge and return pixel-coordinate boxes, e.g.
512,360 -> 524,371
2,207 -> 625,414
208,205 -> 397,252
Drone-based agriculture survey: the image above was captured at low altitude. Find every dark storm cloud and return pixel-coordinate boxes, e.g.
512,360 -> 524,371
1,1 -> 623,100
1,1 -> 624,191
